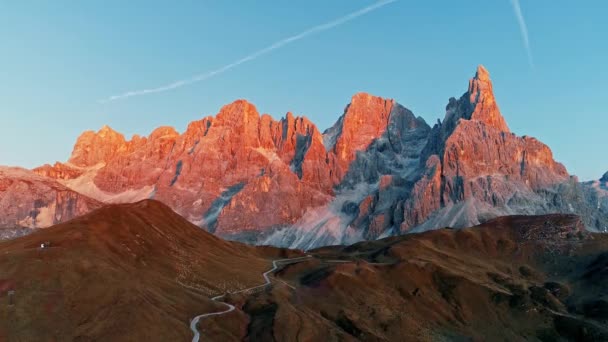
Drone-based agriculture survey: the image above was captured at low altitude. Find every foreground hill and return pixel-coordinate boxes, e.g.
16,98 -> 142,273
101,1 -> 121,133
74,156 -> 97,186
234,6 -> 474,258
0,200 -> 296,341
1,204 -> 607,341
199,214 -> 608,341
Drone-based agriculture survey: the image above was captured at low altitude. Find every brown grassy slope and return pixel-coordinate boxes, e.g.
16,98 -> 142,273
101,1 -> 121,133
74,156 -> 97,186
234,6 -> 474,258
0,200 -> 278,342
218,214 -> 608,341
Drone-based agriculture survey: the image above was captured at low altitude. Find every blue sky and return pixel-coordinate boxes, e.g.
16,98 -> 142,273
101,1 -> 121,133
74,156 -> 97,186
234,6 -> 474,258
1,1 -> 606,180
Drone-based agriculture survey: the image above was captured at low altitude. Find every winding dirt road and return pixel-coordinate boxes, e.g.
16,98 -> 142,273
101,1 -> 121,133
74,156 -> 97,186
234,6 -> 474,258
189,255 -> 311,342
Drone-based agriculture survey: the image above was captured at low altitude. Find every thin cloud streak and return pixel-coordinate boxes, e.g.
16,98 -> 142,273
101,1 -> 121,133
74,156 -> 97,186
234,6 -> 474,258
509,0 -> 534,68
101,0 -> 397,103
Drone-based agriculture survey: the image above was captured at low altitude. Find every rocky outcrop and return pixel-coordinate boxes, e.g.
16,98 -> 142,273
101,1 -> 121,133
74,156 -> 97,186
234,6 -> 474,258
0,167 -> 100,234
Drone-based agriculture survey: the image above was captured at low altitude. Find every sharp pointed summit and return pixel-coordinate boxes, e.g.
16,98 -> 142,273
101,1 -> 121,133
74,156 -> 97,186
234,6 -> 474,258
98,124 -> 116,133
474,64 -> 491,81
467,65 -> 510,132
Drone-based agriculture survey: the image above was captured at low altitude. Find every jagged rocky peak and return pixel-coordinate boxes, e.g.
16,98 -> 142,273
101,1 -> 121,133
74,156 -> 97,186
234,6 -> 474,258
98,124 -> 120,137
211,99 -> 266,150
277,111 -> 323,160
215,99 -> 261,126
322,92 -> 395,146
68,124 -> 128,167
474,64 -> 490,81
281,112 -> 319,138
601,171 -> 608,182
350,91 -> 393,104
316,92 -> 400,185
328,93 -> 394,156
443,65 -> 510,134
347,92 -> 395,121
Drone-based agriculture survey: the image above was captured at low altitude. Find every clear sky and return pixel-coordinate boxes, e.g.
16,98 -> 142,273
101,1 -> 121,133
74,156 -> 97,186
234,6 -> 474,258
1,1 -> 606,180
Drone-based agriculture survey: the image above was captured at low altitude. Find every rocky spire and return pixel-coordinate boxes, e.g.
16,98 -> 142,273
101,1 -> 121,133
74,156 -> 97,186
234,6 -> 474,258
467,65 -> 510,132
601,171 -> 608,182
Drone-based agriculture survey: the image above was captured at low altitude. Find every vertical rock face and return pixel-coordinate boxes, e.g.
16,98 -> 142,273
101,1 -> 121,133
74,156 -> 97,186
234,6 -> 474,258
0,167 -> 100,233
401,155 -> 443,230
26,65 -> 606,248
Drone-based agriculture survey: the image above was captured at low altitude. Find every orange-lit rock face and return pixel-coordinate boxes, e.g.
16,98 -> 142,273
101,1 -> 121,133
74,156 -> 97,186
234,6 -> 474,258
37,99 -> 349,234
442,121 -> 568,192
438,66 -> 567,197
327,92 -> 394,183
69,125 -> 130,167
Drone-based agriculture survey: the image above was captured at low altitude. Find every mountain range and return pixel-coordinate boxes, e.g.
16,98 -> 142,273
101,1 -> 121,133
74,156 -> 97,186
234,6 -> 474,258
1,65 -> 607,249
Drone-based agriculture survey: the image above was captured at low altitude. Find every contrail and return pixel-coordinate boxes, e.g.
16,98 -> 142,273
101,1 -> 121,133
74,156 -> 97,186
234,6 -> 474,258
101,0 -> 397,103
509,0 -> 534,68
